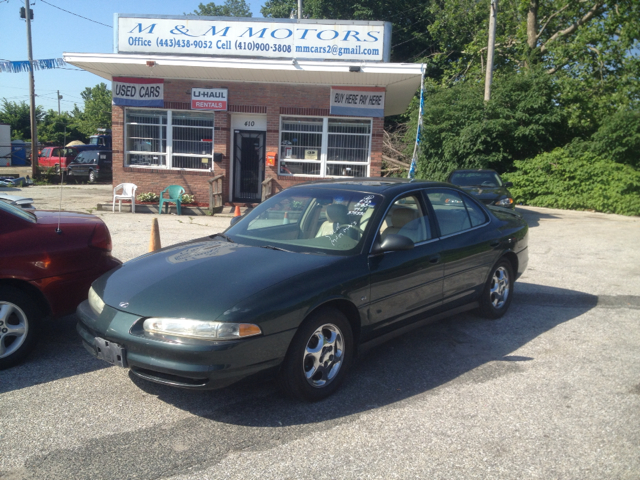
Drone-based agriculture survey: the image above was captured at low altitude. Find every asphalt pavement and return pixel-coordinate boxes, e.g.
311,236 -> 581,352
1,184 -> 639,479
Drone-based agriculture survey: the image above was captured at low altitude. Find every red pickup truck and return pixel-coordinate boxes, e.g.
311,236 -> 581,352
37,147 -> 78,173
37,146 -> 102,173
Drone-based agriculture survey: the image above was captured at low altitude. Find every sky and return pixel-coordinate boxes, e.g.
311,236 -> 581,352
0,0 -> 266,114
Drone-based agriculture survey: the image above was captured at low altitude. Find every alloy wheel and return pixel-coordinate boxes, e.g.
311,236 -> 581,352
0,301 -> 29,359
303,323 -> 344,388
489,266 -> 510,309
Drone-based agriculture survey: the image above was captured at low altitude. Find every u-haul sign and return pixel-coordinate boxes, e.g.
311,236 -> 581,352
191,88 -> 228,111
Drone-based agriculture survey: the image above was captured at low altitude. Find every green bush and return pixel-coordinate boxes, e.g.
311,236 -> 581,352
137,192 -> 159,202
503,149 -> 640,216
409,69 -> 569,181
181,194 -> 195,204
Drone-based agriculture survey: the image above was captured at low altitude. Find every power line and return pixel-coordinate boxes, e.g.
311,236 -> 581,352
39,0 -> 112,28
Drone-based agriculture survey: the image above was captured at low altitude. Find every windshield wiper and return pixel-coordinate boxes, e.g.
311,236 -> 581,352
261,245 -> 293,253
210,233 -> 234,243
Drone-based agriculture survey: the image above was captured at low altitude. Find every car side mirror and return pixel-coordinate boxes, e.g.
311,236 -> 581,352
504,181 -> 514,188
371,234 -> 414,255
229,215 -> 244,227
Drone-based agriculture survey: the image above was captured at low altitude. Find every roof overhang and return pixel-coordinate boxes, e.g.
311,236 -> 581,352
63,52 -> 423,116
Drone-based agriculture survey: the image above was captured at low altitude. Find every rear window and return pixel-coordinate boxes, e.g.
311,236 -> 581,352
0,199 -> 36,223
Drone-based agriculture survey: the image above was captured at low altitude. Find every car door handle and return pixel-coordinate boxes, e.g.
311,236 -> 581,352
490,240 -> 501,248
428,254 -> 441,264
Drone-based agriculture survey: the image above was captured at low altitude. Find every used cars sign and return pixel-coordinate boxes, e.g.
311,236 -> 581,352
112,77 -> 164,107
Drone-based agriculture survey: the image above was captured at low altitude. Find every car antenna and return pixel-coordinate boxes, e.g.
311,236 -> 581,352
56,122 -> 67,235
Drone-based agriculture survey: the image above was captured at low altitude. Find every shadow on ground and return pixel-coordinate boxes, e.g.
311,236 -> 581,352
8,283 -> 603,480
0,314 -> 108,394
515,206 -> 561,228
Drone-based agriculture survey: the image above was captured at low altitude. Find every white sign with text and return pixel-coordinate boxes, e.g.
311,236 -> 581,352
117,17 -> 388,61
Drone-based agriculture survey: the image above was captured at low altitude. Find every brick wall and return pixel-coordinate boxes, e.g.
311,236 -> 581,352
112,79 -> 384,205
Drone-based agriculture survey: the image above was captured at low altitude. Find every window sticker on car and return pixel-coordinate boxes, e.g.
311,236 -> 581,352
348,195 -> 375,216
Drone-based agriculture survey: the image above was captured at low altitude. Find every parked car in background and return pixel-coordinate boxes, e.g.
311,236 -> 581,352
0,201 -> 121,368
77,178 -> 528,401
37,145 -> 102,173
447,169 -> 515,209
0,193 -> 35,209
67,150 -> 113,183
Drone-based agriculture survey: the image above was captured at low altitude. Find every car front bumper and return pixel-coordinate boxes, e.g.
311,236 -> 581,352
76,300 -> 296,390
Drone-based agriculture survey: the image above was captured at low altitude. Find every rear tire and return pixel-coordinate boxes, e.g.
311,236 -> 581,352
88,170 -> 96,183
479,259 -> 514,319
0,286 -> 43,369
278,307 -> 353,401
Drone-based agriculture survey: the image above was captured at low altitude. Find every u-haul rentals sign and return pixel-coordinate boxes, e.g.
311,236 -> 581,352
191,88 -> 228,111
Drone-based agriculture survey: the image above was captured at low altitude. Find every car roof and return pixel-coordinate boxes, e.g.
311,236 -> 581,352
288,177 -> 453,195
449,169 -> 499,174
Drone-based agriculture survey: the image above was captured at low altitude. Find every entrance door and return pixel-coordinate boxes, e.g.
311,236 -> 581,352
233,130 -> 265,203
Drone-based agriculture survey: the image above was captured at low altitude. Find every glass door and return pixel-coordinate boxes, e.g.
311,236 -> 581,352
233,130 -> 265,202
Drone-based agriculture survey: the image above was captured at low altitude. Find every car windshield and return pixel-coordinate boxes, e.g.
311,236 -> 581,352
449,171 -> 502,187
0,198 -> 36,222
225,187 -> 382,255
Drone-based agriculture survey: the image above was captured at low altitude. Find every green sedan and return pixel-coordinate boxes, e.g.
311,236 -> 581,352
76,179 -> 529,401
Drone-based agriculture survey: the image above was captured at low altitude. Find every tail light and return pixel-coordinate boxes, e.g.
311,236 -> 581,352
89,223 -> 113,251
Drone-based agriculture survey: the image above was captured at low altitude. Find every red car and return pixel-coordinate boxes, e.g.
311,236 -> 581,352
0,201 -> 121,368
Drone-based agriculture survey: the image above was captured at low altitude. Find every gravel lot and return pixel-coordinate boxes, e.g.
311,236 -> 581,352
1,184 -> 639,480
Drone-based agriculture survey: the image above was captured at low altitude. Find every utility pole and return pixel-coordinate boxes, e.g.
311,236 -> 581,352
484,0 -> 498,102
57,90 -> 62,115
298,0 -> 302,19
23,0 -> 38,176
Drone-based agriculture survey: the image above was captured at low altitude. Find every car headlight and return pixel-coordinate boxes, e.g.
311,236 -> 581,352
495,197 -> 514,207
142,318 -> 262,341
88,286 -> 105,315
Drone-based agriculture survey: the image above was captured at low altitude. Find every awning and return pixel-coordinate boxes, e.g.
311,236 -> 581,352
63,52 -> 423,116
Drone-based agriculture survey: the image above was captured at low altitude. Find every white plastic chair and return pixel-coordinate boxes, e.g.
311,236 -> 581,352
113,183 -> 137,213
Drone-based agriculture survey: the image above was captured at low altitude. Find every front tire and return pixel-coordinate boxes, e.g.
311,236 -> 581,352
278,307 -> 353,401
0,286 -> 43,369
479,259 -> 514,319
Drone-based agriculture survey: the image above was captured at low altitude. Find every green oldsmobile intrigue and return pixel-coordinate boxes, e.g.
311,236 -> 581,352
76,179 -> 529,401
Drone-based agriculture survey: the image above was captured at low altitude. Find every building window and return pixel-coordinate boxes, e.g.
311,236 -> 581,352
279,116 -> 371,177
125,108 -> 214,171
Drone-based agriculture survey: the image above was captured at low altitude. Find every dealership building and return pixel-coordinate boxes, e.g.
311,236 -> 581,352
64,15 -> 423,206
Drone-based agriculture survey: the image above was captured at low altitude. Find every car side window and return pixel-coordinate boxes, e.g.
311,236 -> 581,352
464,195 -> 488,227
379,194 -> 431,243
426,190 -> 487,236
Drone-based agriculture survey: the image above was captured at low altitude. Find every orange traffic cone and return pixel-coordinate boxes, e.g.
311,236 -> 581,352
149,217 -> 161,252
234,205 -> 241,217
283,211 -> 290,225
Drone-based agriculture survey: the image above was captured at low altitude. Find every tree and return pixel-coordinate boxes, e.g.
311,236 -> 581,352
72,83 -> 112,138
0,99 -> 44,140
38,110 -> 84,145
191,0 -> 252,17
409,68 -> 568,181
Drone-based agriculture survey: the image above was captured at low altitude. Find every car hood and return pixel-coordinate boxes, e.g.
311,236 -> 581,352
34,209 -> 105,224
458,185 -> 510,203
94,238 -> 340,321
